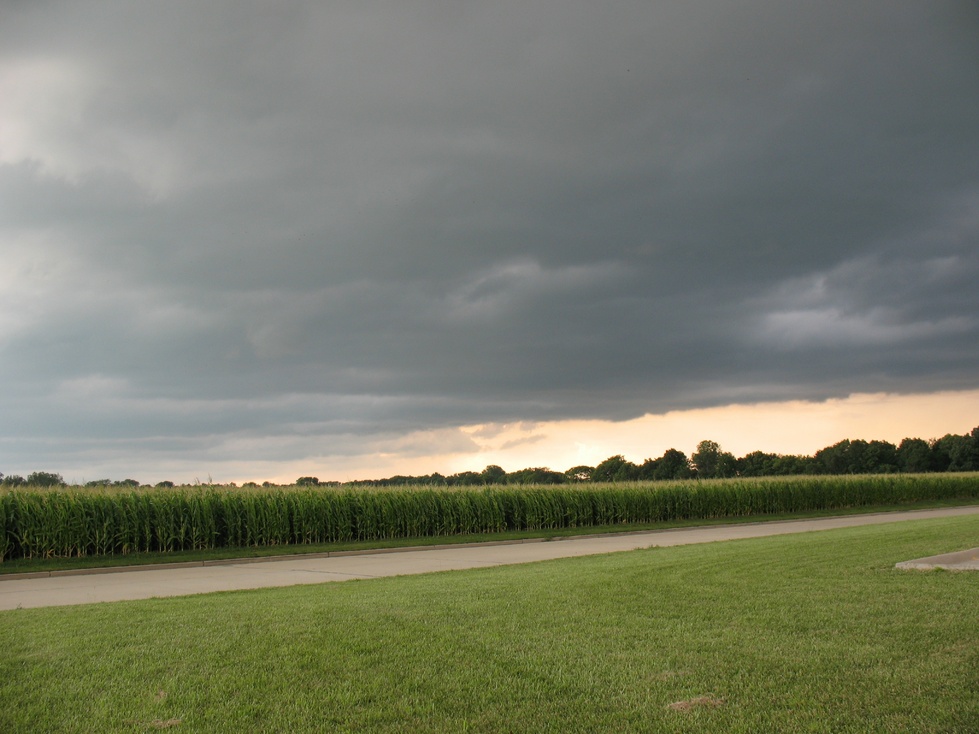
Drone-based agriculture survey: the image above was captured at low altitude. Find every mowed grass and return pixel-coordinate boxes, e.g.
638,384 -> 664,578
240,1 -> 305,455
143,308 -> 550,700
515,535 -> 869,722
2,516 -> 977,733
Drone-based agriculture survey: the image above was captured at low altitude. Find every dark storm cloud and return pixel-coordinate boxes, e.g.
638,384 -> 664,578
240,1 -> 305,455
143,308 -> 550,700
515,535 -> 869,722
1,1 -> 977,477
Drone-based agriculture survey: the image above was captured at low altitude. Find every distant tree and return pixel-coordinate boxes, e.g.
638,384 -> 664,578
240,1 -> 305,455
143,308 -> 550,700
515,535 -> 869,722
26,471 -> 64,487
929,437 -> 952,472
85,479 -> 113,487
772,454 -> 816,475
814,440 -> 850,474
117,478 -> 140,487
591,455 -> 623,482
692,440 -> 736,479
692,440 -> 721,478
1,474 -> 25,486
155,480 -> 175,488
481,465 -> 508,485
262,481 -> 274,488
564,465 -> 594,482
863,440 -> 899,473
895,438 -> 931,473
592,455 -> 639,482
448,471 -> 483,486
636,458 -> 659,481
296,476 -> 320,486
508,467 -> 565,484
846,439 -> 872,473
717,452 -> 738,477
931,434 -> 977,472
377,472 -> 450,486
654,449 -> 692,480
737,451 -> 779,477
813,438 -> 899,475
242,481 -> 259,488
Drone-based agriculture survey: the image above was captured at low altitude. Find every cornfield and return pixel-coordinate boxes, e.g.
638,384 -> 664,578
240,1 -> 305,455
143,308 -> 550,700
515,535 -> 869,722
1,474 -> 976,562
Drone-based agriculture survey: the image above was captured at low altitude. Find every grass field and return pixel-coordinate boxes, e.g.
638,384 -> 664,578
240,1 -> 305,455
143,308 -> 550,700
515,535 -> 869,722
2,515 -> 977,732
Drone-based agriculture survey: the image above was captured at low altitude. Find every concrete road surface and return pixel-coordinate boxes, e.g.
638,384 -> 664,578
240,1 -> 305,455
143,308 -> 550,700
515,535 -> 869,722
895,546 -> 979,571
2,506 -> 977,610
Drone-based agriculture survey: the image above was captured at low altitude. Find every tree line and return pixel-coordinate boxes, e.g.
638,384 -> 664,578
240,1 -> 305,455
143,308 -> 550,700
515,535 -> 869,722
0,472 -> 156,488
2,427 -> 977,489
344,426 -> 979,487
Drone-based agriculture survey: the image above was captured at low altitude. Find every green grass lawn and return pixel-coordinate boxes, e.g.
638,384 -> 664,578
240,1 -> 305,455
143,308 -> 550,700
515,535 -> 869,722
2,515 -> 977,733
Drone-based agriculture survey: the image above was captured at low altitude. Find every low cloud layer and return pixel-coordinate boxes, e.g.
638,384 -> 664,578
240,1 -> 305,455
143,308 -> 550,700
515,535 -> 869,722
2,2 -> 977,480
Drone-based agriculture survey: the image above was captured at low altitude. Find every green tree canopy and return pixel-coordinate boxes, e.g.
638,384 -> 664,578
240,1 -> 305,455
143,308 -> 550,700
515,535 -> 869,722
26,471 -> 64,487
592,455 -> 639,482
564,465 -> 594,482
654,449 -> 692,480
692,440 -> 736,479
481,465 -> 507,485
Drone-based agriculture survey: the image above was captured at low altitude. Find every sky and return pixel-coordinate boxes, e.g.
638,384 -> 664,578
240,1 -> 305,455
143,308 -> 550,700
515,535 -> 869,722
1,1 -> 978,484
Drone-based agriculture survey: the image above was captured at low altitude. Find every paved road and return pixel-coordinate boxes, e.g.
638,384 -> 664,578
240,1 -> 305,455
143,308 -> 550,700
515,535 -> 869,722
2,506 -> 977,610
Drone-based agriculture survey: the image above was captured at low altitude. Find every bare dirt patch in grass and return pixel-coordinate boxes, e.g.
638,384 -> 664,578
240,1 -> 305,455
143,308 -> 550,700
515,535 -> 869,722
667,695 -> 725,712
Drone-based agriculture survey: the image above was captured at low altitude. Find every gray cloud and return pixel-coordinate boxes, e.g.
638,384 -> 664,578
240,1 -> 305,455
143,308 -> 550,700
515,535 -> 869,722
1,1 -> 977,479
